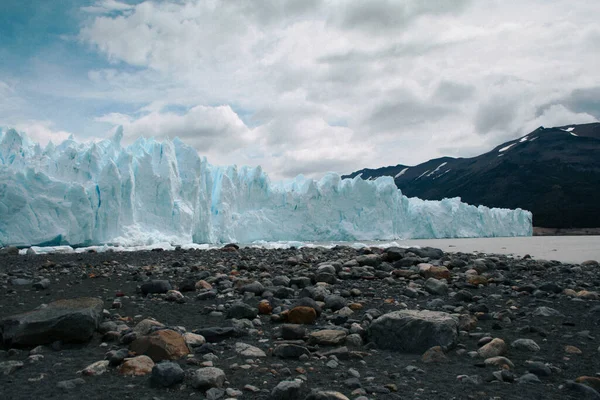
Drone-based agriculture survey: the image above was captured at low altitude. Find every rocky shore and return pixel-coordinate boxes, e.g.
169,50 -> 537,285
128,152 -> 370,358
1,245 -> 599,399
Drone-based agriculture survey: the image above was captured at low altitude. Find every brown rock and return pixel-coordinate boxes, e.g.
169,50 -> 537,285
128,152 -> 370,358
565,345 -> 582,354
478,338 -> 507,358
195,280 -> 213,290
563,289 -> 577,297
348,303 -> 363,311
467,275 -> 488,286
458,314 -> 478,332
119,355 -> 155,376
258,300 -> 273,315
420,264 -> 451,280
577,290 -> 600,300
130,329 -> 190,361
287,306 -> 317,325
421,346 -> 449,363
576,376 -> 600,392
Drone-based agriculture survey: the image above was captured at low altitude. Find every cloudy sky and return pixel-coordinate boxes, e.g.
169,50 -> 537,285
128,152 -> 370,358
1,0 -> 598,179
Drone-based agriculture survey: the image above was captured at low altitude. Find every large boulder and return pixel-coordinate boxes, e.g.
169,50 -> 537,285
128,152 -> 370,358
0,297 -> 103,346
367,310 -> 458,353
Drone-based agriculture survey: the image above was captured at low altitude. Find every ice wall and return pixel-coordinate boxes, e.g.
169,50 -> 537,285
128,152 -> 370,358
0,128 -> 532,247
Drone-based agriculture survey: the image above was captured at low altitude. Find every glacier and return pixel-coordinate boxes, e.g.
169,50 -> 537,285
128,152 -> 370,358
0,128 -> 532,247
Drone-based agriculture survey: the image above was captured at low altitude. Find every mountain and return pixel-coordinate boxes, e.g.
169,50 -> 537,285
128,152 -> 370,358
343,123 -> 600,228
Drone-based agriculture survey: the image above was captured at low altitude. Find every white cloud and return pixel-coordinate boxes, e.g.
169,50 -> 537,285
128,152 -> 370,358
8,0 -> 600,179
525,105 -> 598,132
13,121 -> 73,146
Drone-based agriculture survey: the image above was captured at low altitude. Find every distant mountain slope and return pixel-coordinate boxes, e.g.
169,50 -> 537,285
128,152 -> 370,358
343,123 -> 600,228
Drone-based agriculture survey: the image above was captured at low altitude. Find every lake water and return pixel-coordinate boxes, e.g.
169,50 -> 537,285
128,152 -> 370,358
21,236 -> 600,264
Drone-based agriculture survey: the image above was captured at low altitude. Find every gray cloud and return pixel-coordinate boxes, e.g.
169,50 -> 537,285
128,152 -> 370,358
332,0 -> 471,33
474,97 -> 518,135
434,81 -> 475,103
364,91 -> 451,133
563,87 -> 600,119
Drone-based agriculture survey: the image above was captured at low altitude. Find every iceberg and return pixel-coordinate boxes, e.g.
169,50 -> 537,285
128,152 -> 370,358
0,128 -> 532,247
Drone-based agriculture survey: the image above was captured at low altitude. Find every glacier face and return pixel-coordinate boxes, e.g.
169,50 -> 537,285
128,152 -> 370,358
0,128 -> 532,247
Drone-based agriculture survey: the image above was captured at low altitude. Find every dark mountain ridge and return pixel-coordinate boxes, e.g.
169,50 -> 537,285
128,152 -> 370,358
343,123 -> 600,228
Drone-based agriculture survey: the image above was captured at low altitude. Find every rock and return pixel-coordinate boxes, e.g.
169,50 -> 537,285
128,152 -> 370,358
511,338 -> 540,352
484,356 -> 514,369
195,327 -> 238,342
271,379 -> 304,399
324,295 -> 346,311
533,306 -> 564,317
273,275 -> 291,286
273,344 -> 311,359
292,298 -> 322,315
385,247 -> 406,261
0,297 -> 103,346
129,329 -> 190,361
421,346 -> 449,363
196,280 -> 213,290
227,302 -> 258,320
581,260 -> 600,267
0,360 -> 24,375
421,265 -> 451,280
79,360 -> 110,376
565,345 -> 583,354
165,290 -> 184,302
105,348 -> 128,365
525,361 -> 551,376
151,361 -> 185,387
424,278 -> 448,295
32,279 -> 51,290
478,338 -> 507,358
576,377 -> 600,392
305,390 -> 351,400
566,380 -> 600,399
235,342 -> 267,357
287,306 -> 317,324
119,355 -> 155,376
56,378 -> 86,391
258,300 -> 273,314
240,281 -> 265,295
368,310 -> 458,353
516,373 -> 541,384
206,387 -> 225,400
0,246 -> 19,256
133,319 -> 164,336
191,367 -> 226,389
356,254 -> 381,266
140,280 -> 172,295
409,247 -> 444,259
538,282 -> 563,293
281,324 -> 306,340
458,314 -> 477,331
184,332 -> 206,347
467,275 -> 488,286
308,330 -> 347,346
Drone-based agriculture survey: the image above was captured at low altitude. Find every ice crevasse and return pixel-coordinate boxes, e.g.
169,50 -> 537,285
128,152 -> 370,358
0,128 -> 532,247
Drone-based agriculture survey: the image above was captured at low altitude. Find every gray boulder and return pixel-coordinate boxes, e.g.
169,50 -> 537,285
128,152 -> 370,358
152,361 -> 185,387
0,297 -> 103,346
367,310 -> 458,353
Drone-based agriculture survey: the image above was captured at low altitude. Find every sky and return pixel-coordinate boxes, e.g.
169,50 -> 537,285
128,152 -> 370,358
0,0 -> 599,180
